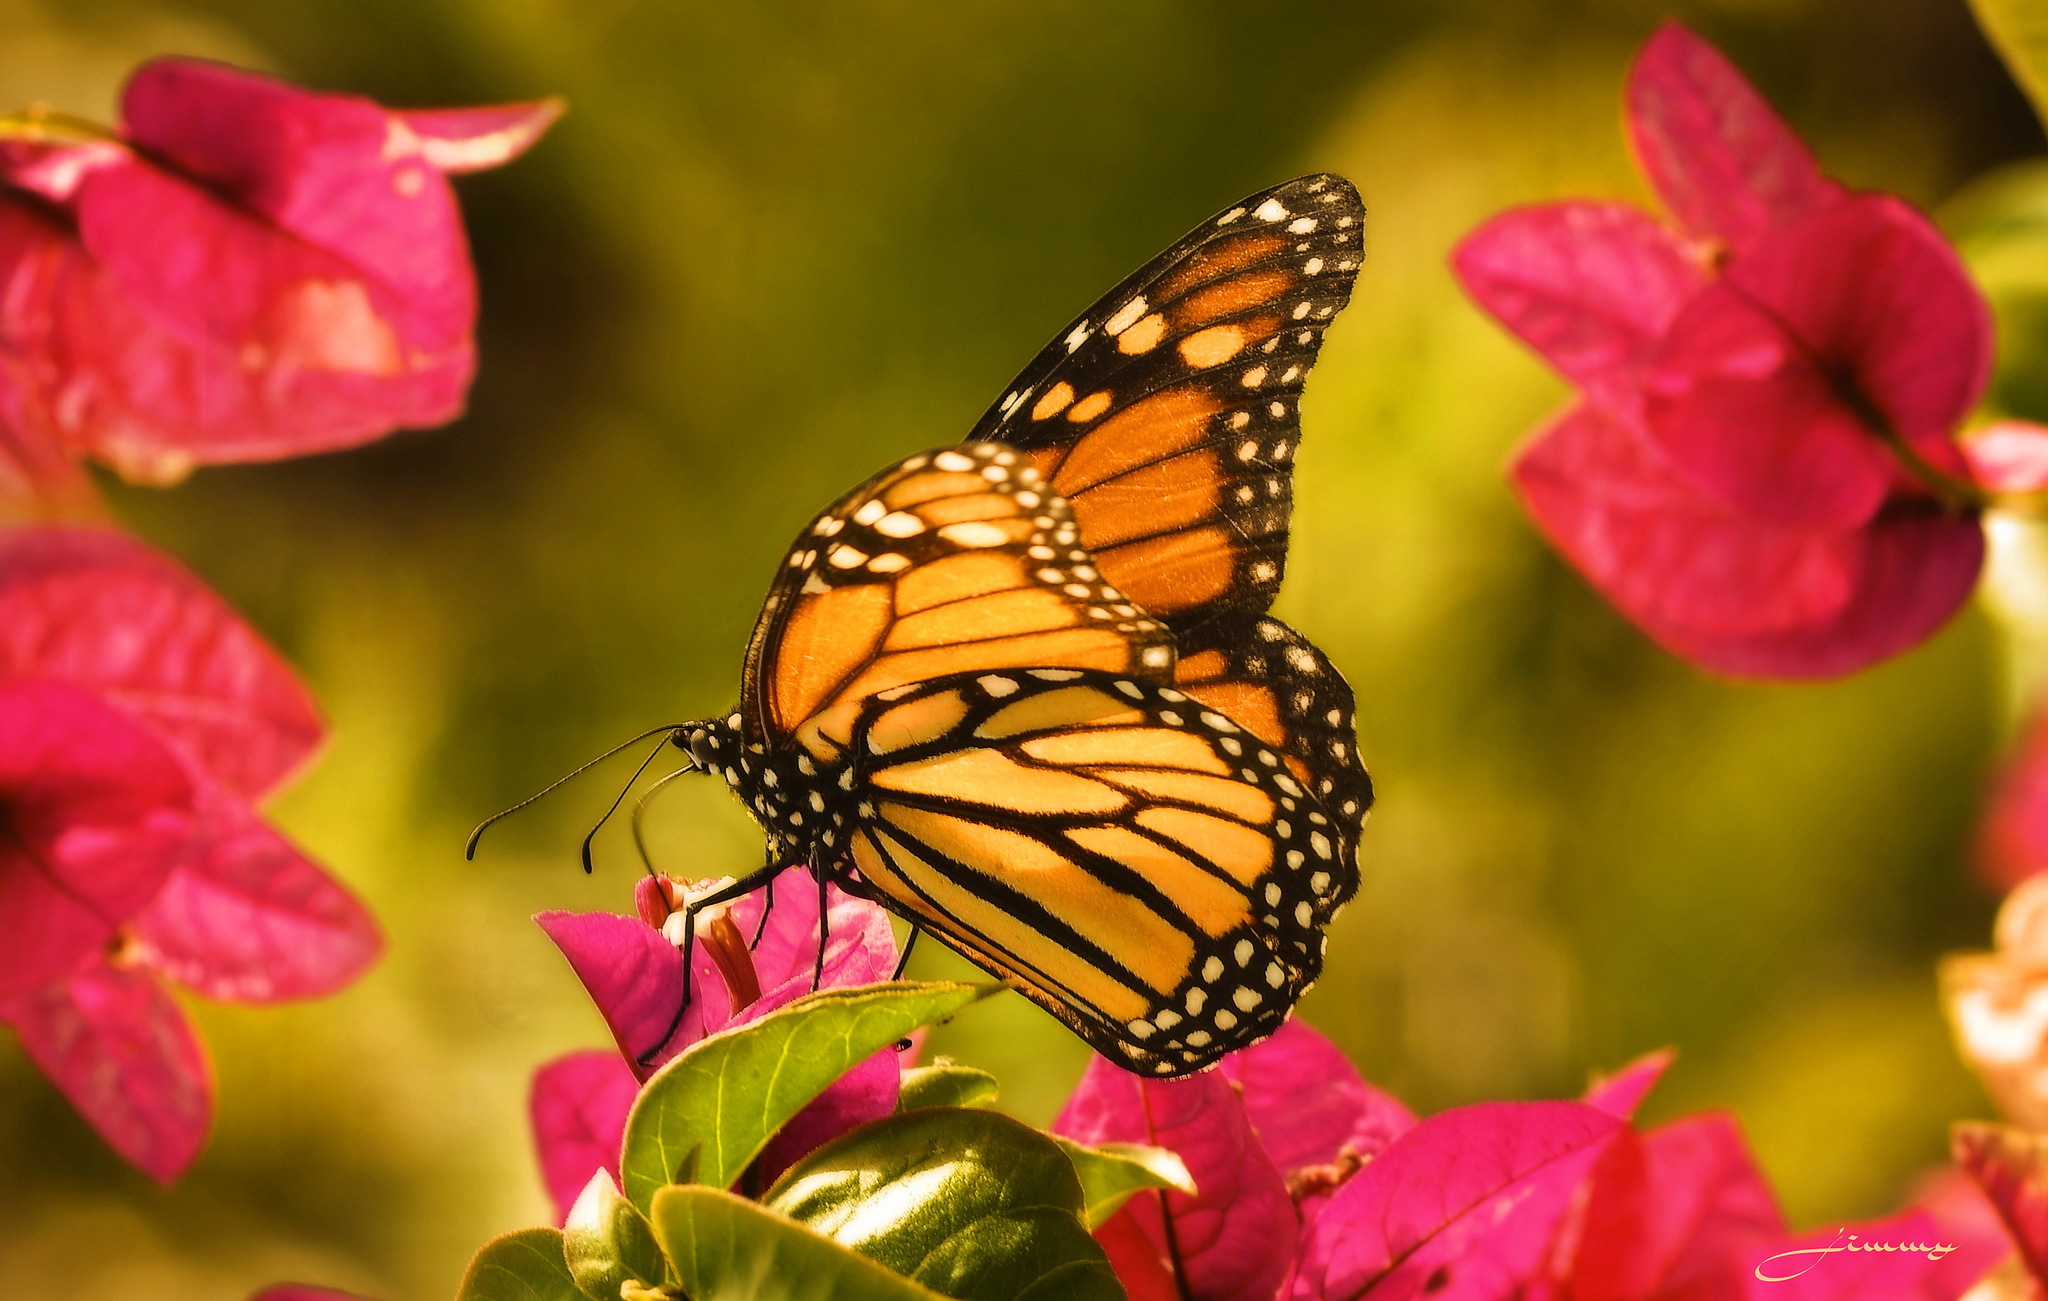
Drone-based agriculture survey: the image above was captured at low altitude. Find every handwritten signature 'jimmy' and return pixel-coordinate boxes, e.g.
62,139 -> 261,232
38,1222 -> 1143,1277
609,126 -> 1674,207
1754,1229 -> 1959,1282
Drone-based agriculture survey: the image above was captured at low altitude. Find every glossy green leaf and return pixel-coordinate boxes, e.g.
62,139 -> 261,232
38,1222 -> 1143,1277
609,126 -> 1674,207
620,981 -> 998,1210
1054,1138 -> 1195,1228
563,1169 -> 670,1300
763,1107 -> 1125,1301
650,1184 -> 951,1301
897,1063 -> 1000,1111
455,1227 -> 583,1301
1971,0 -> 2048,126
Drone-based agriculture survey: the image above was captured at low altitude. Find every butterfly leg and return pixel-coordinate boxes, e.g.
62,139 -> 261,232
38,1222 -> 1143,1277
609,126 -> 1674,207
812,854 -> 830,993
751,875 -> 776,946
637,861 -> 786,1071
891,927 -> 921,980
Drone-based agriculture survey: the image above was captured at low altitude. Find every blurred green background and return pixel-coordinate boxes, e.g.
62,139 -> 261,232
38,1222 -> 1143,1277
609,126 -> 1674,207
1,0 -> 2042,1295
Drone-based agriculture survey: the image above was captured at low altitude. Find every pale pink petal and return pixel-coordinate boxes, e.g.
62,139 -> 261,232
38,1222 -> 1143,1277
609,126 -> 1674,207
1571,1113 -> 1783,1299
1740,1208 -> 2003,1299
394,100 -> 565,173
1624,20 -> 1843,248
1956,1123 -> 2048,1287
129,780 -> 379,1003
530,1049 -> 639,1227
1966,422 -> 2048,496
1513,403 -> 1981,679
1583,1048 -> 1674,1118
0,526 -> 323,800
535,910 -> 700,1077
1219,1019 -> 1415,1173
0,679 -> 194,995
1290,1100 -> 1623,1300
0,958 -> 211,1182
1056,1056 -> 1297,1301
1451,201 -> 1706,416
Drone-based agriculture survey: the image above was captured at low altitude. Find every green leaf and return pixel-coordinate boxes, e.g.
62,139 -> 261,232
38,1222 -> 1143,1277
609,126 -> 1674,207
763,1107 -> 1125,1301
1971,0 -> 2048,127
1054,1138 -> 1195,1228
650,1184 -> 951,1301
897,1063 -> 1000,1111
620,981 -> 998,1210
455,1227 -> 583,1301
563,1169 -> 670,1300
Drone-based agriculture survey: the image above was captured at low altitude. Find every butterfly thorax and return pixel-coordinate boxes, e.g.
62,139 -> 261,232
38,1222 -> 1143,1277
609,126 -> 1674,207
681,710 -> 852,865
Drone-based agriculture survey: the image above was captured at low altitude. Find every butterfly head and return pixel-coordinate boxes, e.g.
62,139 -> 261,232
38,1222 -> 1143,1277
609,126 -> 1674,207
679,711 -> 745,782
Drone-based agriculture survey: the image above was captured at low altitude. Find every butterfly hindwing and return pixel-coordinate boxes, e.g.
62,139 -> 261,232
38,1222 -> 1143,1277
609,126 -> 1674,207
838,668 -> 1346,1073
739,442 -> 1176,761
966,174 -> 1364,651
1173,614 -> 1370,914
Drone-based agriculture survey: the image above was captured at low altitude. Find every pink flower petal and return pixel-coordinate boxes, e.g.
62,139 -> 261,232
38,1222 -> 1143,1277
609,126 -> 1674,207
248,1288 -> 377,1301
1290,1100 -> 1623,1300
530,1049 -> 639,1227
51,156 -> 469,475
739,878 -> 899,1004
1219,1019 -> 1415,1173
0,59 -> 555,476
393,100 -> 565,174
1055,1055 -> 1297,1301
1643,197 -> 1989,532
1093,1208 -> 1185,1301
0,958 -> 211,1182
1643,278 -> 1892,532
129,779 -> 379,1003
0,526 -> 323,800
1624,20 -> 1842,249
1451,201 -> 1706,416
1981,717 -> 2048,892
535,909 -> 696,1075
1571,1113 -> 1784,1299
120,59 -> 480,339
1513,403 -> 1981,678
0,678 -> 194,996
1582,1048 -> 1674,1118
1741,1208 -> 2002,1299
1966,421 -> 2048,497
1955,1123 -> 2048,1287
1915,1163 -> 2017,1280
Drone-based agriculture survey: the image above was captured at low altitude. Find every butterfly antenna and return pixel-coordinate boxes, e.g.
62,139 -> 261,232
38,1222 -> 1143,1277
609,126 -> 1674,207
579,732 -> 682,875
466,724 -> 687,860
630,765 -> 698,877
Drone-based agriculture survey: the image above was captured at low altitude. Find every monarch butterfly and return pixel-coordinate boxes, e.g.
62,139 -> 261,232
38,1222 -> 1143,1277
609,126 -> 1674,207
525,174 -> 1368,1076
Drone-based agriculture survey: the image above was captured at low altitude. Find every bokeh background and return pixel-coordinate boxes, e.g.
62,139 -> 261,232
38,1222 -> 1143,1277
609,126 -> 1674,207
2,0 -> 2044,1295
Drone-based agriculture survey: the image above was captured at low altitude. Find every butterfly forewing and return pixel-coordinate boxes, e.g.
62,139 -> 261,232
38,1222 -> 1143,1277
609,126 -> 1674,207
739,442 -> 1177,760
839,668 -> 1346,1074
966,174 -> 1364,650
